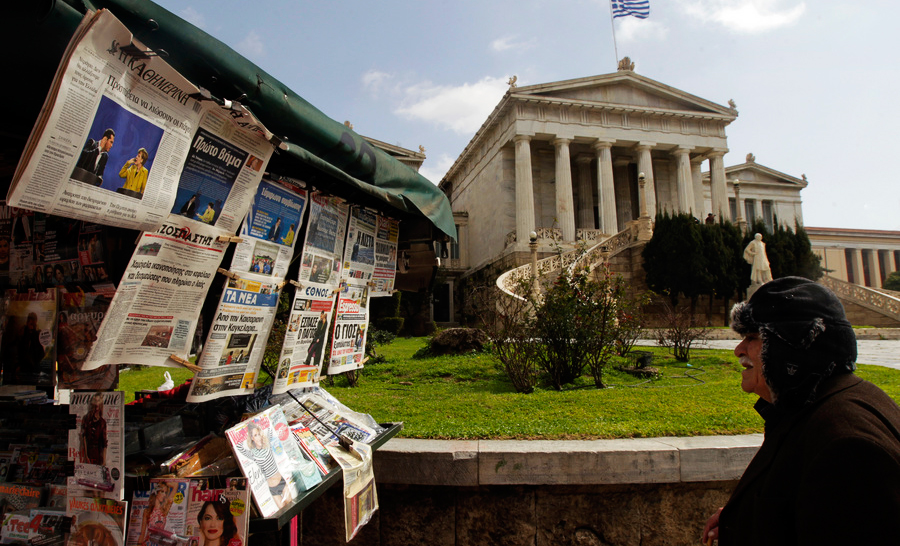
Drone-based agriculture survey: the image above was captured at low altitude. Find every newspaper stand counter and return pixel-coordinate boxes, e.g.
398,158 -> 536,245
249,422 -> 402,535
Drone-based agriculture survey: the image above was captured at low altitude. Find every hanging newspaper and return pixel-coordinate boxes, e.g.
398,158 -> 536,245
0,288 -> 57,387
8,10 -> 276,234
230,180 -> 308,280
186,276 -> 281,403
82,217 -> 228,369
371,215 -> 400,297
225,405 -> 321,518
297,193 -> 349,288
328,207 -> 376,374
272,288 -> 336,393
167,105 -> 274,234
58,288 -> 118,391
326,440 -> 378,542
67,391 -> 124,501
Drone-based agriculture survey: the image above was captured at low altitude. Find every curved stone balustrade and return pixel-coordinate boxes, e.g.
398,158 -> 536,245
497,225 -> 638,302
819,275 -> 900,321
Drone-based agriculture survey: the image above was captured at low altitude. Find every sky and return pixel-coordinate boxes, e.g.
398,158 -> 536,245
152,0 -> 899,231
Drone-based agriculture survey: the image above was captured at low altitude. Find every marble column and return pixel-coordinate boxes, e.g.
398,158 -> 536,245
593,139 -> 617,234
636,142 -> 657,218
708,149 -> 729,219
691,158 -> 705,218
868,250 -> 884,288
514,135 -> 536,245
575,155 -> 594,230
673,147 -> 695,216
553,137 -> 576,241
850,248 -> 866,286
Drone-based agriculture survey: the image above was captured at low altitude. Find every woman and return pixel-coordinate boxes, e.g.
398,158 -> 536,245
238,421 -> 292,509
139,482 -> 175,544
80,392 -> 107,465
196,500 -> 240,546
118,148 -> 149,196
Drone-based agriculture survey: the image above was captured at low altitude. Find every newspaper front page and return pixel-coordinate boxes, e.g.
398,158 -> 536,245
371,215 -> 399,297
186,275 -> 281,403
325,441 -> 378,542
82,217 -> 228,369
8,10 -> 202,231
272,288 -> 336,393
230,180 -> 308,280
296,193 -> 349,288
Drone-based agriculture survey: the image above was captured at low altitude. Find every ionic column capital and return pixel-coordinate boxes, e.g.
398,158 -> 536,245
708,148 -> 728,158
574,154 -> 593,165
635,141 -> 657,152
513,134 -> 533,144
552,137 -> 572,147
672,146 -> 693,156
592,138 -> 615,152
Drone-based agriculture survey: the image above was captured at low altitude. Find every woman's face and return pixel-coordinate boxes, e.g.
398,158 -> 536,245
200,505 -> 225,540
250,427 -> 263,448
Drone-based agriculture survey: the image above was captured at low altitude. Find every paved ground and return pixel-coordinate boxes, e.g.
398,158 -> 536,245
636,339 -> 900,370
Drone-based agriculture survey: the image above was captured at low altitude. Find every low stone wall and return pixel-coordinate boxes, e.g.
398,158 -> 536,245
299,436 -> 763,545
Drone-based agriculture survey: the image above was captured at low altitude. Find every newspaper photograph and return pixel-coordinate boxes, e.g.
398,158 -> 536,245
272,288 -> 336,393
67,391 -> 124,500
281,393 -> 379,448
168,105 -> 275,234
230,179 -> 308,280
0,288 -> 57,387
82,217 -> 228,369
66,495 -> 128,546
372,215 -> 400,297
8,10 -> 202,231
342,207 -> 377,288
296,193 -> 349,288
186,275 -> 281,403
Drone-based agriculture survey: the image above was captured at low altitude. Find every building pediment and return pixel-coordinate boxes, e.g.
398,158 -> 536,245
714,159 -> 808,189
513,72 -> 736,119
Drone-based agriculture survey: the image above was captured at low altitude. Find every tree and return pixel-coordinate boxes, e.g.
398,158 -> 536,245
884,271 -> 900,292
642,212 -> 708,305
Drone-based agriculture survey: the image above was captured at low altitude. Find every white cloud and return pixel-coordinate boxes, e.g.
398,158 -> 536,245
177,7 -> 205,29
617,17 -> 669,42
418,153 -> 457,185
681,0 -> 806,33
490,35 -> 537,52
394,76 -> 509,135
362,70 -> 393,96
237,31 -> 265,58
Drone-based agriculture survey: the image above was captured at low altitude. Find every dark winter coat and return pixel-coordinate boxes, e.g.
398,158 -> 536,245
719,373 -> 900,545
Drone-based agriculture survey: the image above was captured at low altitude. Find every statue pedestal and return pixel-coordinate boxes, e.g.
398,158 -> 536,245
746,281 -> 763,299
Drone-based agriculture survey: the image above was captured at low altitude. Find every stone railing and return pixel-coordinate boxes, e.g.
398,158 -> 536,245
819,275 -> 900,321
497,225 -> 638,301
505,228 -> 609,248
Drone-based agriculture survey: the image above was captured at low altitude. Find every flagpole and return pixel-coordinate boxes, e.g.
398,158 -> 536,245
609,1 -> 619,66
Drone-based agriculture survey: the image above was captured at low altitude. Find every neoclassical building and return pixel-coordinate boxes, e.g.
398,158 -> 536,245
434,61 -> 898,326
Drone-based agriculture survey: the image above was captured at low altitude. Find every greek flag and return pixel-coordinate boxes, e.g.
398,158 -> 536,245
611,0 -> 650,19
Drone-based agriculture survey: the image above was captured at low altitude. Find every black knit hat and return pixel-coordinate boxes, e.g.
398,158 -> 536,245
730,277 -> 857,408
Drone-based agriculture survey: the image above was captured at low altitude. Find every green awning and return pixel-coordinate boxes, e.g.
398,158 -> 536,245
34,0 -> 456,240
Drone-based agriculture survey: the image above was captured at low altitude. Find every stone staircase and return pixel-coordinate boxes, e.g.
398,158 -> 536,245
819,275 -> 900,325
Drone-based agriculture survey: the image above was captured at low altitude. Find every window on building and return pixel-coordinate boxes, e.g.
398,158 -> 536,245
744,199 -> 756,223
450,225 -> 460,260
862,249 -> 873,287
761,200 -> 774,232
728,198 -> 737,222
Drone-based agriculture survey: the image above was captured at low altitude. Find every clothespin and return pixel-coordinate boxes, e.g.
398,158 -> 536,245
279,279 -> 302,290
169,355 -> 201,374
216,235 -> 243,244
217,268 -> 239,280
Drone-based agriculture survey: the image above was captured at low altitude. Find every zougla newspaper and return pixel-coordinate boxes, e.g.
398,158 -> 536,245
8,9 -> 275,235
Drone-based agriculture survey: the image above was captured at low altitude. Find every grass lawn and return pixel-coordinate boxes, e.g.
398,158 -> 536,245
117,337 -> 900,440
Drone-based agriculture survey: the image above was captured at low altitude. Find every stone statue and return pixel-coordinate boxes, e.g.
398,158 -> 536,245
744,233 -> 773,287
617,57 -> 635,71
508,75 -> 517,89
746,152 -> 755,163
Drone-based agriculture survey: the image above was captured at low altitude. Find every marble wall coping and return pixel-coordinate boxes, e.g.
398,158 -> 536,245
373,435 -> 763,487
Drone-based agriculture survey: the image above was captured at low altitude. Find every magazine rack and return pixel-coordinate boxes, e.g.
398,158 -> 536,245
248,422 -> 402,534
